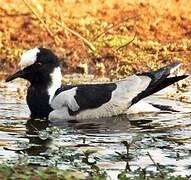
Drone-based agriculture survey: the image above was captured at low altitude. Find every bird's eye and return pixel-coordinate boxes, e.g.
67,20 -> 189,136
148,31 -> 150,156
35,62 -> 42,67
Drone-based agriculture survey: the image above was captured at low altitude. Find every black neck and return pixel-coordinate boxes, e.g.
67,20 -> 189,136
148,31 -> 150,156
26,85 -> 53,119
29,72 -> 52,88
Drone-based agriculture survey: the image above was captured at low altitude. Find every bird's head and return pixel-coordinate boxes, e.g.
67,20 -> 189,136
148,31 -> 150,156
5,48 -> 61,87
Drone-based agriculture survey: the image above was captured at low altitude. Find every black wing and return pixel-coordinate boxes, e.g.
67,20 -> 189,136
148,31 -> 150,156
52,83 -> 117,115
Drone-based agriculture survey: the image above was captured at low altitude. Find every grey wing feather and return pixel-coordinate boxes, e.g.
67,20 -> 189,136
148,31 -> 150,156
112,75 -> 151,106
50,75 -> 151,113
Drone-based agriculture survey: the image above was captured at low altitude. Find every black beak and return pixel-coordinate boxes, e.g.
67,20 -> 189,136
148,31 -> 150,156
5,70 -> 25,82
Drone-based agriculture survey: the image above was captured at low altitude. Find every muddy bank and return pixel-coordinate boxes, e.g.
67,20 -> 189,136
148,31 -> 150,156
1,0 -> 191,81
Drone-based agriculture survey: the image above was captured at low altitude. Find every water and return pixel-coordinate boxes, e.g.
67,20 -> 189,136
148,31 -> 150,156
0,80 -> 191,179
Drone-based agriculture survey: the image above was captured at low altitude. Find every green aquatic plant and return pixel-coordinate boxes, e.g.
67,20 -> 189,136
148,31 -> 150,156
0,164 -> 82,180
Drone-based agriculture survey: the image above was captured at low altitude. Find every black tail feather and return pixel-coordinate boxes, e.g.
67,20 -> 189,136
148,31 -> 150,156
150,103 -> 179,112
149,75 -> 188,95
131,63 -> 188,106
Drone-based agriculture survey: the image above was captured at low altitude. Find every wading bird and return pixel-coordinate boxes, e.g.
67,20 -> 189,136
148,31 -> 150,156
6,48 -> 188,120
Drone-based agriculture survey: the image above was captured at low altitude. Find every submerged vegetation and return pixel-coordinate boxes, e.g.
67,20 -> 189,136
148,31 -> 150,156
0,115 -> 190,180
1,129 -> 190,179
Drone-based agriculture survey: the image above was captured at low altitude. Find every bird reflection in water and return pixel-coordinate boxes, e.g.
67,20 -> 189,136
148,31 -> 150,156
25,119 -> 51,156
24,113 -> 154,158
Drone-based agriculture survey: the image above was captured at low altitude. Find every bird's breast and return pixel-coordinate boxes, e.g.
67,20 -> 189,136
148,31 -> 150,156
27,87 -> 52,119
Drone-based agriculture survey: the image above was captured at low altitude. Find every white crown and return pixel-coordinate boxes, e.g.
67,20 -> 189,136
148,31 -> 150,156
19,48 -> 40,69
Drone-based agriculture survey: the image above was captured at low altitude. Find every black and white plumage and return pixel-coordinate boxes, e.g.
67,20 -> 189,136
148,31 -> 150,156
5,48 -> 188,120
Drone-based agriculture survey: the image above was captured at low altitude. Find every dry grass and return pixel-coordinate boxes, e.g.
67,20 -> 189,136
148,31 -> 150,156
0,0 -> 191,80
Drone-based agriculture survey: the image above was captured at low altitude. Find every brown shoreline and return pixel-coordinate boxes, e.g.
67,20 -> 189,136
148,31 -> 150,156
1,0 -> 191,80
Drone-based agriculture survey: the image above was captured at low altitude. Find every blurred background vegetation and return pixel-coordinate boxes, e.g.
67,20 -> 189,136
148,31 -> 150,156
0,0 -> 191,80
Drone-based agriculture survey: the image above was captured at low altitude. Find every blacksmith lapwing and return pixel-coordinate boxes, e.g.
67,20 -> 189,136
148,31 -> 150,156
5,48 -> 188,120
